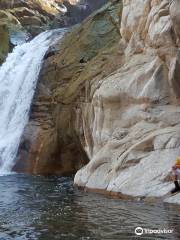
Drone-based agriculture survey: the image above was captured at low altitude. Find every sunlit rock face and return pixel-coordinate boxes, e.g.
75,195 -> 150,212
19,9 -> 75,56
73,0 -> 180,204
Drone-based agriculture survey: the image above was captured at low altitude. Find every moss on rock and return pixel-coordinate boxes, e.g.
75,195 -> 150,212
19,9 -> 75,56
0,23 -> 9,64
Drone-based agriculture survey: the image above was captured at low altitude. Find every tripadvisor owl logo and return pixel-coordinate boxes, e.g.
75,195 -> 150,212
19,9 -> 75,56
135,227 -> 174,236
135,227 -> 143,236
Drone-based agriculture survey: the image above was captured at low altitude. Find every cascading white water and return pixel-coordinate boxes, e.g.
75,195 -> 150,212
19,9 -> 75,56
0,29 -> 65,175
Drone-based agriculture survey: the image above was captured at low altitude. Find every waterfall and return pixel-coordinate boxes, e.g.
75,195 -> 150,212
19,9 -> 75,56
0,29 -> 65,175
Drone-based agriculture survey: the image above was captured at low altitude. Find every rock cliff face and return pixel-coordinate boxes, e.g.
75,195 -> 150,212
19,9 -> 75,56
0,24 -> 9,63
0,0 -> 107,63
16,0 -> 180,203
15,0 -> 121,175
0,0 -> 60,62
0,0 -> 65,36
75,0 -> 180,203
64,0 -> 108,25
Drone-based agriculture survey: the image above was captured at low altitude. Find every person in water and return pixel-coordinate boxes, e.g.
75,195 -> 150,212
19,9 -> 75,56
171,157 -> 180,194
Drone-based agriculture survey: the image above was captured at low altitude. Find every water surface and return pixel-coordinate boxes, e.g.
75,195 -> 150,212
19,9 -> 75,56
0,174 -> 179,240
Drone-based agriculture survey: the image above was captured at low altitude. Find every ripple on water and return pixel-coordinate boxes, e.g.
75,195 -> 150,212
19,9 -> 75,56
0,174 -> 179,240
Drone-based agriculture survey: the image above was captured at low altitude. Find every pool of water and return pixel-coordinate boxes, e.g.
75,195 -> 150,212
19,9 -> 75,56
0,174 -> 179,240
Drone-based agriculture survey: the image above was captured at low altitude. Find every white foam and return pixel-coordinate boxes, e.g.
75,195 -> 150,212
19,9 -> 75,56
0,29 -> 65,174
